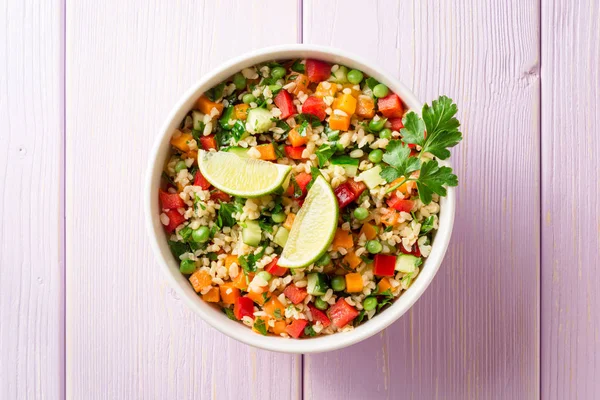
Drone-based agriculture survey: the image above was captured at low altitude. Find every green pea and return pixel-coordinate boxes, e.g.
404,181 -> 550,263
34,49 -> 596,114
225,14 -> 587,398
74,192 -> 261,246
271,66 -> 286,79
327,129 -> 340,141
379,128 -> 392,139
179,259 -> 196,274
174,160 -> 187,173
233,73 -> 246,90
269,84 -> 282,94
271,212 -> 286,223
366,240 -> 383,254
363,297 -> 378,311
242,93 -> 256,104
316,253 -> 331,266
192,226 -> 210,243
368,149 -> 384,163
314,297 -> 329,310
331,275 -> 346,292
257,271 -> 272,281
368,118 -> 386,132
373,83 -> 389,98
347,69 -> 364,84
353,207 -> 369,221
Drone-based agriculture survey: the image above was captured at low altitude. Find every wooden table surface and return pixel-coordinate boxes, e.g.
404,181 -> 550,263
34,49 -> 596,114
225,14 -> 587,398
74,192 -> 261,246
1,1 -> 598,399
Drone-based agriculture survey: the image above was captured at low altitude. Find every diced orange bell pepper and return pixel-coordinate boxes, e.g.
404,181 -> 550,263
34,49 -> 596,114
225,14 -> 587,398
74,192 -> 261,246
234,103 -> 249,120
356,95 -> 376,119
202,287 -> 220,302
314,81 -> 338,98
263,297 -> 285,320
342,84 -> 361,98
290,73 -> 309,95
196,95 -> 224,116
255,143 -> 277,161
225,255 -> 239,269
272,320 -> 288,335
233,272 -> 253,291
380,209 -> 399,226
283,213 -> 296,230
185,150 -> 198,163
247,287 -> 269,306
170,132 -> 194,152
332,228 -> 354,250
328,113 -> 351,131
288,127 -> 309,147
377,277 -> 393,294
189,270 -> 212,293
343,249 -> 362,270
345,273 -> 364,293
332,93 -> 357,116
219,282 -> 241,305
389,177 -> 416,199
360,223 -> 378,241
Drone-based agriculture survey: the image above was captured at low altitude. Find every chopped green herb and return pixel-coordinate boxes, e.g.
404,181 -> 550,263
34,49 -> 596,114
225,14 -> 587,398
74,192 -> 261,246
217,201 -> 241,228
295,113 -> 322,128
231,120 -> 246,140
253,318 -> 268,335
304,324 -> 317,337
167,240 -> 190,259
420,215 -> 435,234
354,310 -> 367,326
291,59 -> 305,73
316,143 -> 336,167
205,82 -> 225,102
223,307 -> 237,321
274,309 -> 282,319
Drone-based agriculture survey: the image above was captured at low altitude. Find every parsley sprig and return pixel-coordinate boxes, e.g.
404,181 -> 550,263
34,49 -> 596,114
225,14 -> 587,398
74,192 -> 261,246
379,96 -> 462,204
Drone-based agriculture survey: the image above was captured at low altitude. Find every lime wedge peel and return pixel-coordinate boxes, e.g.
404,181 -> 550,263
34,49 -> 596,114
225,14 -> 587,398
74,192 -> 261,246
278,176 -> 339,268
198,150 -> 292,198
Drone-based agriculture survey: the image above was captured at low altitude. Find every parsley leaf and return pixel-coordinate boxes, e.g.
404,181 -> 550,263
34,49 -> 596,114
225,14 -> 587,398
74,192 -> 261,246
205,82 -> 225,102
415,160 -> 458,204
381,140 -> 421,179
238,246 -> 266,273
290,176 -> 303,198
420,215 -> 436,234
273,309 -> 282,319
291,59 -> 305,73
354,310 -> 367,326
364,77 -> 379,90
253,318 -> 268,335
316,144 -> 336,167
306,167 -> 321,191
304,324 -> 317,337
223,307 -> 237,321
167,240 -> 190,259
217,201 -> 240,228
296,113 -> 322,128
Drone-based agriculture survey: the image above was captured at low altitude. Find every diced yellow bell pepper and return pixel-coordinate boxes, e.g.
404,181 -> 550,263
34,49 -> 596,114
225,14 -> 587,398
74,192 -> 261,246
170,132 -> 193,152
332,93 -> 357,116
345,273 -> 364,293
314,81 -> 338,98
234,104 -> 249,120
328,114 -> 351,131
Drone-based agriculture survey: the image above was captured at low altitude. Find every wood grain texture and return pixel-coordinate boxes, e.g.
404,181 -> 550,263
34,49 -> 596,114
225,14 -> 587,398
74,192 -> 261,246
0,1 -> 64,399
65,1 -> 301,398
541,0 -> 600,398
303,1 -> 540,399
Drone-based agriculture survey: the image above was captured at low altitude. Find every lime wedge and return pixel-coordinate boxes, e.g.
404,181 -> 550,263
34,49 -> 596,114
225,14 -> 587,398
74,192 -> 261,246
278,176 -> 338,268
198,150 -> 292,197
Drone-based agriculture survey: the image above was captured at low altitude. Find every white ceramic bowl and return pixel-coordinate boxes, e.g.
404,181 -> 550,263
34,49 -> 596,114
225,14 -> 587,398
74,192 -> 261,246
145,44 -> 455,353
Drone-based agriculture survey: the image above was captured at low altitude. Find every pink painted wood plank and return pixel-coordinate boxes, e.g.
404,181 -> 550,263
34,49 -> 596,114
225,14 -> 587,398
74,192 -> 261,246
0,1 -> 64,399
541,1 -> 600,398
65,1 -> 301,398
303,1 -> 540,398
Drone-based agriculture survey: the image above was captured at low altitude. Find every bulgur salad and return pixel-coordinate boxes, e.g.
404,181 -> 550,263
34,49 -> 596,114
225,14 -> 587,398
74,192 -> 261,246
158,59 -> 462,338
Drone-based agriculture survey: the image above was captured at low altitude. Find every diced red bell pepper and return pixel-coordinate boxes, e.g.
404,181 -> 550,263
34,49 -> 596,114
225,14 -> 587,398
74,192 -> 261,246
210,190 -> 231,203
308,304 -> 331,328
286,172 -> 313,197
159,189 -> 186,210
273,90 -> 296,119
399,243 -> 421,257
373,254 -> 397,277
377,93 -> 404,118
286,319 -> 308,339
387,195 -> 415,213
305,59 -> 331,83
234,296 -> 255,320
334,183 -> 357,209
389,117 -> 404,131
199,134 -> 218,151
301,96 -> 327,121
284,145 -> 306,160
264,257 -> 287,277
346,179 -> 367,198
283,284 -> 308,305
163,209 -> 186,233
328,298 -> 359,328
193,170 -> 211,190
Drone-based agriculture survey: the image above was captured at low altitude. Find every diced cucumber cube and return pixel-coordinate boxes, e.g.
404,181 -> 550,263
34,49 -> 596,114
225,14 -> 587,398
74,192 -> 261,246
331,66 -> 348,83
357,165 -> 385,189
273,227 -> 289,248
219,106 -> 235,130
395,254 -> 422,273
331,155 -> 359,177
307,272 -> 329,296
247,108 -> 273,134
192,111 -> 204,130
242,220 -> 262,246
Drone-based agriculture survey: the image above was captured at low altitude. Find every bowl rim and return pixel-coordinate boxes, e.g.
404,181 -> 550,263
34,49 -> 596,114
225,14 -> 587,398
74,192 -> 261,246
145,44 -> 455,354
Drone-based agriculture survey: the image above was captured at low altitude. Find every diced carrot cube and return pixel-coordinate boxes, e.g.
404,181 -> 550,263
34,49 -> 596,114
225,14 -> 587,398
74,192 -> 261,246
233,272 -> 253,291
256,143 -> 277,161
290,73 -> 309,95
263,297 -> 285,320
247,287 -> 269,306
332,93 -> 357,115
360,223 -> 378,241
342,84 -> 361,98
185,150 -> 198,163
170,132 -> 194,152
219,282 -> 241,305
314,81 -> 338,98
189,270 -> 212,293
345,273 -> 364,293
288,127 -> 308,147
196,95 -> 224,116
272,320 -> 288,335
328,113 -> 351,131
332,228 -> 353,250
234,103 -> 249,120
380,209 -> 399,226
356,95 -> 375,119
283,213 -> 296,230
202,287 -> 220,302
225,255 -> 239,268
377,277 -> 393,294
343,249 -> 362,270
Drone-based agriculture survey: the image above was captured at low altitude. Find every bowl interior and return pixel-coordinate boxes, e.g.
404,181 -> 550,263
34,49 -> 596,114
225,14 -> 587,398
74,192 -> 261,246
145,45 -> 455,353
